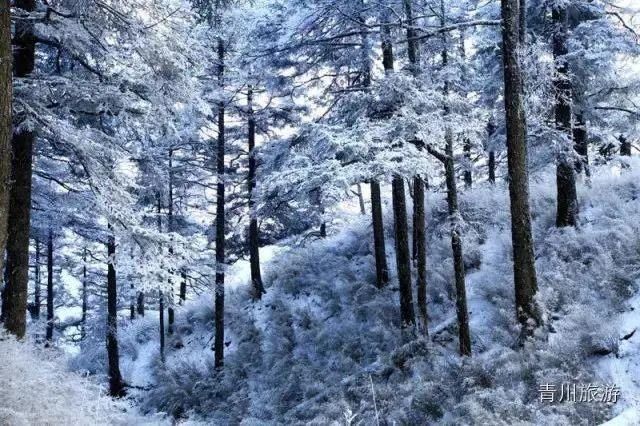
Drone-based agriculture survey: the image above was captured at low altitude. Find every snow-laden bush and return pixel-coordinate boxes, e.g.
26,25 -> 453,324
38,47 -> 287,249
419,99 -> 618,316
0,332 -> 161,425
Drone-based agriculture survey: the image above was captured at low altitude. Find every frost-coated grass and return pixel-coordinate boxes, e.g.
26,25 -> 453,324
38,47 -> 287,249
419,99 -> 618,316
0,332 -> 163,425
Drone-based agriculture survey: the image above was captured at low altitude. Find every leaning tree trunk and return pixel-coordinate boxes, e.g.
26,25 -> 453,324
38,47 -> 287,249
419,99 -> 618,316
441,1 -> 471,355
3,0 -> 36,338
46,230 -> 54,343
106,227 -> 125,397
0,0 -> 12,291
553,5 -> 578,228
501,0 -> 541,336
247,87 -> 265,300
214,35 -> 226,369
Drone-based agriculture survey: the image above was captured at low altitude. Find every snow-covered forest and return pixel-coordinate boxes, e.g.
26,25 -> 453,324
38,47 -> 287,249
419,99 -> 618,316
1,0 -> 640,424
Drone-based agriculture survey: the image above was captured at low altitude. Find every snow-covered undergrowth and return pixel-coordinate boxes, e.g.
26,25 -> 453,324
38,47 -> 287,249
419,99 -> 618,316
0,332 -> 162,425
75,160 -> 640,425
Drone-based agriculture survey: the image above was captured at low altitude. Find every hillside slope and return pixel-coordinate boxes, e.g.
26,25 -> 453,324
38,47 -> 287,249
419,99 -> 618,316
75,161 -> 640,425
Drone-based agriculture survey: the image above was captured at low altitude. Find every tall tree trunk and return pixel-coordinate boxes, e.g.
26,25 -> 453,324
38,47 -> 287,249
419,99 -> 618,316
0,0 -> 12,291
553,5 -> 578,228
167,149 -> 175,335
34,237 -> 40,319
573,113 -> 589,176
441,1 -> 471,355
159,291 -> 165,360
392,177 -> 415,328
46,230 -> 54,343
106,227 -> 125,397
413,176 -> 428,334
383,11 -> 415,328
501,0 -> 541,336
370,181 -> 389,288
81,247 -> 87,338
359,5 -> 388,290
247,87 -> 265,300
487,120 -> 497,184
214,35 -> 226,369
3,0 -> 36,339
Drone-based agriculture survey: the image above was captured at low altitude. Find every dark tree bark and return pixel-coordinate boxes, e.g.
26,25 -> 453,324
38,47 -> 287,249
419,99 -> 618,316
213,35 -> 226,369
573,113 -> 589,176
444,142 -> 471,355
403,0 -> 419,75
247,87 -> 266,300
46,230 -> 54,343
179,270 -> 187,304
413,176 -> 428,334
441,1 -> 471,355
553,5 -> 578,228
501,0 -> 541,336
33,237 -> 40,319
620,135 -> 631,156
392,177 -> 415,328
106,227 -> 125,397
0,0 -> 12,290
463,139 -> 472,189
370,181 -> 389,288
488,151 -> 496,183
519,0 -> 527,43
136,292 -> 144,316
129,282 -> 135,321
487,121 -> 497,184
4,139 -> 32,338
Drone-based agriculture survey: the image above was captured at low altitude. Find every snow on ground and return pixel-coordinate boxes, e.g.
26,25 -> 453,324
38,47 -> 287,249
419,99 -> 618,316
598,291 -> 640,425
0,332 -> 164,425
